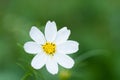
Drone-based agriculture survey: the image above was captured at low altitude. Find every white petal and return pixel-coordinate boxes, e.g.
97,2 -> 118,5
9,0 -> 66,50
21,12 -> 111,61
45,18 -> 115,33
55,53 -> 74,69
54,27 -> 71,45
24,41 -> 41,54
57,40 -> 79,54
46,57 -> 58,75
45,21 -> 57,42
31,53 -> 47,69
30,26 -> 46,44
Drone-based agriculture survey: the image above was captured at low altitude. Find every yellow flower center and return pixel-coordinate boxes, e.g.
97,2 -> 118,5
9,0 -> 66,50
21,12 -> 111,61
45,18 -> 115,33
42,42 -> 56,55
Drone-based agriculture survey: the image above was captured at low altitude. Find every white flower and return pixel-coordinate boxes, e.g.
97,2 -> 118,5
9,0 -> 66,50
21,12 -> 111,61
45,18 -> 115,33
24,21 -> 79,75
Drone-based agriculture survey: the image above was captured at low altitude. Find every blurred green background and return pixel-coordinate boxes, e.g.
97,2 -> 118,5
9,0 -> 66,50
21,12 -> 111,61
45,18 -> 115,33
0,0 -> 120,80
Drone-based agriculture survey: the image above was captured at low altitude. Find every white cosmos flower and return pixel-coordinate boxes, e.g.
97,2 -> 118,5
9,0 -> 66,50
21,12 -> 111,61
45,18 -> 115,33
24,21 -> 79,75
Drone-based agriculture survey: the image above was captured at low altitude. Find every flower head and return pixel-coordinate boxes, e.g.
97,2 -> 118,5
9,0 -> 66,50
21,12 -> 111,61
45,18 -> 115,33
24,21 -> 79,75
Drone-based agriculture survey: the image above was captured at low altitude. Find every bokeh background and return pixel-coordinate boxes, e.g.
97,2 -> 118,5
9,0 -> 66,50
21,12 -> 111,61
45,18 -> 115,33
0,0 -> 120,80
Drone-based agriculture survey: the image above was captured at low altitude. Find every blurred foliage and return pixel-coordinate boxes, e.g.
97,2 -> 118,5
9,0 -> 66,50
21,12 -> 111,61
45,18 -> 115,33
0,0 -> 120,80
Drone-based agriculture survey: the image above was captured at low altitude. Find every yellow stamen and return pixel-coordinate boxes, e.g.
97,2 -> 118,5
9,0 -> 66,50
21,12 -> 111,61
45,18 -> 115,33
42,42 -> 56,55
